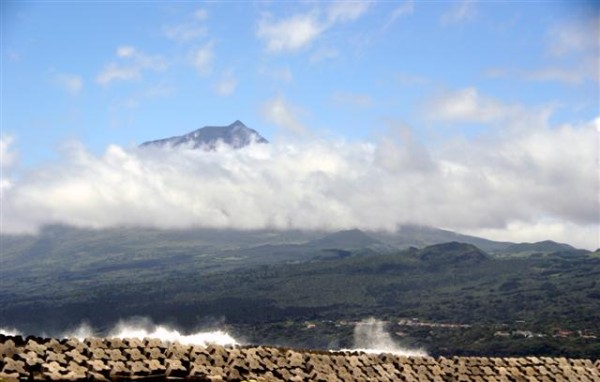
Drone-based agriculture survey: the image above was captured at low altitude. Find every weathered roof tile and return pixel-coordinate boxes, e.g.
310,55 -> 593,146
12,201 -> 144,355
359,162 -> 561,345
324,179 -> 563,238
1,336 -> 599,381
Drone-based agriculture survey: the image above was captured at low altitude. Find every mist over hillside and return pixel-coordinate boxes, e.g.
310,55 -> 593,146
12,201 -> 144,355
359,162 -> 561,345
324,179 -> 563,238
2,120 -> 597,249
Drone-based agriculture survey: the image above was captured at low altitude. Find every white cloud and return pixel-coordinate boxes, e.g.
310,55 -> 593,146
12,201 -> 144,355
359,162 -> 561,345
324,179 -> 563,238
96,63 -> 140,84
163,8 -> 208,42
214,70 -> 237,96
426,87 -> 550,128
327,1 -> 371,24
440,0 -> 476,26
105,82 -> 174,130
1,135 -> 16,195
534,17 -> 600,85
54,73 -> 83,95
427,87 -> 502,123
487,17 -> 599,88
257,12 -> 324,53
161,9 -> 215,75
548,17 -> 600,57
257,2 -> 371,55
332,91 -> 373,108
383,0 -> 414,30
261,96 -> 309,136
2,114 -> 598,249
97,46 -> 167,85
0,176 -> 12,195
192,41 -> 214,76
117,46 -> 136,58
467,220 -> 599,250
1,135 -> 16,169
442,117 -> 599,228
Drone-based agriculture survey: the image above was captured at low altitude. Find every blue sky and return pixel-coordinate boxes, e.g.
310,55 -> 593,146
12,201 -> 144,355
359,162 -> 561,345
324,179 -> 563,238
1,1 -> 599,248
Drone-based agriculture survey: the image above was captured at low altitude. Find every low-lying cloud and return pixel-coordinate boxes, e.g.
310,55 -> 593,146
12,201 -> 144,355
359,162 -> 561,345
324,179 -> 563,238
1,117 -> 598,249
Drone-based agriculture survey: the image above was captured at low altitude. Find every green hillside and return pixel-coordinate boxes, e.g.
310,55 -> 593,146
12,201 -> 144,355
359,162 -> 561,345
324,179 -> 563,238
1,229 -> 598,357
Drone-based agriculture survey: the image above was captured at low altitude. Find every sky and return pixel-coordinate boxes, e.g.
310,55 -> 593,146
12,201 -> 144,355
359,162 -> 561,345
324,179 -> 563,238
1,0 -> 599,249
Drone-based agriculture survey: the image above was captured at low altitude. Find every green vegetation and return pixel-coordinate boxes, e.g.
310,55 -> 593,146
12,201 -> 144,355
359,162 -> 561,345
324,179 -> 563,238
1,226 -> 598,357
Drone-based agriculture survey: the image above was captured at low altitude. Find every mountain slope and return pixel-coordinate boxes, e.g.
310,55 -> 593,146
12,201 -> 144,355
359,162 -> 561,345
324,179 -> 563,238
140,120 -> 268,150
2,225 -> 583,278
498,240 -> 576,255
2,239 -> 598,357
369,225 -> 513,253
307,229 -> 381,250
418,242 -> 490,265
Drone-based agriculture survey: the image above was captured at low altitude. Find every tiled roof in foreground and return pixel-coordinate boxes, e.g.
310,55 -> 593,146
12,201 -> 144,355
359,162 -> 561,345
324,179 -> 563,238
1,335 -> 599,381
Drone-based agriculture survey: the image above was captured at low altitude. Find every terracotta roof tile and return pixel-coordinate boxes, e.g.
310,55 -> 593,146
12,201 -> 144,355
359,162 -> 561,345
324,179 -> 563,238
1,336 -> 599,381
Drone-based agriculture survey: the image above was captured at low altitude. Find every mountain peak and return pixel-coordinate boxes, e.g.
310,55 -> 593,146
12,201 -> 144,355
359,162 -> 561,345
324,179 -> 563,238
140,120 -> 268,150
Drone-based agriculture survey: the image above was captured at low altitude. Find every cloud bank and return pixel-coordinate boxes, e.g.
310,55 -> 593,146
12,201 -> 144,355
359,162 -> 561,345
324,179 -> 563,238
2,113 -> 598,249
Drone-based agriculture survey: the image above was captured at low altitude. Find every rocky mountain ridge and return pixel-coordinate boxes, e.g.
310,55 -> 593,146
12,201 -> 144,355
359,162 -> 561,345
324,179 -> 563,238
140,120 -> 268,150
